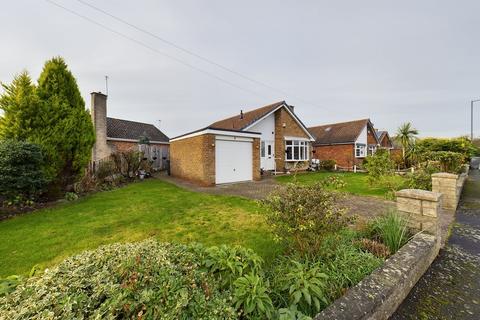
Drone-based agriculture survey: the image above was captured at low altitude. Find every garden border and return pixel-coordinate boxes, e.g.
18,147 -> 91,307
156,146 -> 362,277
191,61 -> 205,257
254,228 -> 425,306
314,232 -> 441,320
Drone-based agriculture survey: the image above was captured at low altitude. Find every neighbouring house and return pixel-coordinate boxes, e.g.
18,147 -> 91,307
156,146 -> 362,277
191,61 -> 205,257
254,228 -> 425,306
170,101 -> 315,185
376,130 -> 394,149
90,92 -> 170,169
308,119 -> 379,168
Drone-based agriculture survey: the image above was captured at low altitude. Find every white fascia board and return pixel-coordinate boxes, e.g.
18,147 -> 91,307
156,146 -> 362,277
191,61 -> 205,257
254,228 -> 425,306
284,136 -> 311,141
170,128 -> 261,142
107,137 -> 170,144
243,103 -> 315,141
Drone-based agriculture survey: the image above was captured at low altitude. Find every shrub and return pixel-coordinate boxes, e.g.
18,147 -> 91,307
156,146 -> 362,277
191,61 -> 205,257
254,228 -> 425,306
262,183 -> 350,254
95,158 -> 117,181
406,162 -> 441,190
64,192 -> 78,201
369,211 -> 410,253
203,245 -> 263,288
112,150 -> 144,179
0,240 -> 238,319
0,140 -> 49,202
418,151 -> 465,173
233,273 -> 274,319
363,149 -> 394,184
320,160 -> 336,171
319,175 -> 347,189
415,137 -> 477,160
272,259 -> 328,315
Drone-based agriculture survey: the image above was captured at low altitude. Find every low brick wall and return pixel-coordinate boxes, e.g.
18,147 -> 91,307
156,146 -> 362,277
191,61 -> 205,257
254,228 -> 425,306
432,167 -> 469,211
395,189 -> 442,234
314,233 -> 440,320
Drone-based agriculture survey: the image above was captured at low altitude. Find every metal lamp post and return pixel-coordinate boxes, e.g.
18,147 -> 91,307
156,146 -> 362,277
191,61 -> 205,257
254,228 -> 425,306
471,99 -> 480,141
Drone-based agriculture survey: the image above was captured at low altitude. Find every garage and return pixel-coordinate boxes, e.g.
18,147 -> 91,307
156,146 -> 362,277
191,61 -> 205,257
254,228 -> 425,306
170,128 -> 261,186
215,137 -> 252,184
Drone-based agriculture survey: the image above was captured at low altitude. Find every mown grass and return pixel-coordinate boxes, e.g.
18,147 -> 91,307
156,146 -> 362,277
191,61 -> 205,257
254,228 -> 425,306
0,179 -> 280,277
276,171 -> 405,197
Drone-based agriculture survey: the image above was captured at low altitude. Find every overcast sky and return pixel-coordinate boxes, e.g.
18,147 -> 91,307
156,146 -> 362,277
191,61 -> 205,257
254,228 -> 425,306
1,0 -> 480,138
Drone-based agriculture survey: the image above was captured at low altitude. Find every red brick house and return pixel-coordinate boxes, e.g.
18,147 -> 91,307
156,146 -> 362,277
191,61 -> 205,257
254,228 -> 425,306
170,101 -> 315,185
90,92 -> 170,169
308,119 -> 379,168
376,130 -> 394,149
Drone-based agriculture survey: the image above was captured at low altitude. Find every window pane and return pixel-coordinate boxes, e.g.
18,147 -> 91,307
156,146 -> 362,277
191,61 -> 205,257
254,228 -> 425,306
286,146 -> 292,160
261,141 -> 265,157
286,140 -> 292,145
294,146 -> 299,160
267,144 -> 272,156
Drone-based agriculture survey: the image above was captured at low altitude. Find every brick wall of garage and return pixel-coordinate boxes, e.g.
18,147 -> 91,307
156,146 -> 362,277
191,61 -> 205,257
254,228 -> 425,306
252,138 -> 261,181
274,108 -> 311,171
170,134 -> 215,186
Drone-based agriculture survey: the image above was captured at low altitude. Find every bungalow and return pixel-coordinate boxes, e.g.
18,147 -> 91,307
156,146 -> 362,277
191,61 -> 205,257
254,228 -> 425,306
308,119 -> 379,168
170,101 -> 315,185
90,92 -> 170,169
376,130 -> 394,149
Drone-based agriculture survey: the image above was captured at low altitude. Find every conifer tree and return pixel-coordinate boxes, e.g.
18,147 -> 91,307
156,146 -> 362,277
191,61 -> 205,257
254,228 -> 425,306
0,71 -> 41,140
35,57 -> 95,187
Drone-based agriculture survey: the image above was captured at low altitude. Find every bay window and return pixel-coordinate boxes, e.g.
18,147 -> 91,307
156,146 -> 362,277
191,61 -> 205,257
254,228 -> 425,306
355,143 -> 366,158
285,140 -> 309,161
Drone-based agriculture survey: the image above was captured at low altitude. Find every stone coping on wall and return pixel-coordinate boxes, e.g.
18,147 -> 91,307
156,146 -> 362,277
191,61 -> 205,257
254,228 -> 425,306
395,189 -> 442,202
314,232 -> 441,320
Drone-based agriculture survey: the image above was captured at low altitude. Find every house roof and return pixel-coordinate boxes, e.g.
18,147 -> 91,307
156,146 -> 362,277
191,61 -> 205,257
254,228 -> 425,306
209,101 -> 286,130
376,130 -> 388,142
308,119 -> 375,146
106,117 -> 169,143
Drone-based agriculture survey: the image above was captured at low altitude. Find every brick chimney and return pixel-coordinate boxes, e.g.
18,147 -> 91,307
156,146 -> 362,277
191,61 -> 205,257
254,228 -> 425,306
91,92 -> 111,161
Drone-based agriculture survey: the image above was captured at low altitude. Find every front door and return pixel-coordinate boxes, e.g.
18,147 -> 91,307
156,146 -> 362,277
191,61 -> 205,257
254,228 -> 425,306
260,140 -> 275,170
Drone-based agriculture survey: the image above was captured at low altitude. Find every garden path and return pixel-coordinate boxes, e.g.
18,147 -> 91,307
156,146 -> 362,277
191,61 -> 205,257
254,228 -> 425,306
391,158 -> 480,320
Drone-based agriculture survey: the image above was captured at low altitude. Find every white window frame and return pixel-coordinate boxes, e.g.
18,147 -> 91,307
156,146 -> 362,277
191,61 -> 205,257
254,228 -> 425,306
368,145 -> 376,156
285,140 -> 309,161
355,143 -> 366,158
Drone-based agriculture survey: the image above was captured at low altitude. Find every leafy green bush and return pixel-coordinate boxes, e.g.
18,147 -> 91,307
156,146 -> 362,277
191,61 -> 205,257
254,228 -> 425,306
418,151 -> 465,173
320,160 -> 336,171
272,259 -> 328,315
262,183 -> 350,255
0,240 -> 238,319
64,192 -> 78,201
415,137 -> 477,160
233,273 -> 274,319
319,175 -> 347,189
203,245 -> 263,288
0,140 -> 49,203
363,149 -> 394,184
368,211 -> 410,253
406,162 -> 441,190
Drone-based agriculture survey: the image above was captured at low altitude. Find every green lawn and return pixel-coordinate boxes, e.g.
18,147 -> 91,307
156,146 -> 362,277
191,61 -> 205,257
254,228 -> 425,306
276,171 -> 403,197
0,179 -> 279,277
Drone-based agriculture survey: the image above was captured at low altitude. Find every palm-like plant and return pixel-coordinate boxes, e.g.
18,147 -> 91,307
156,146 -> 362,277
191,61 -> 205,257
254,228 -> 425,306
396,122 -> 419,164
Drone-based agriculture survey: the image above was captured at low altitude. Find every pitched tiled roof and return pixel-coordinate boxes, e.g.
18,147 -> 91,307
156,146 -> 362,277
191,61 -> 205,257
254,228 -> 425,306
376,130 -> 388,142
106,117 -> 169,143
308,119 -> 370,145
209,101 -> 286,130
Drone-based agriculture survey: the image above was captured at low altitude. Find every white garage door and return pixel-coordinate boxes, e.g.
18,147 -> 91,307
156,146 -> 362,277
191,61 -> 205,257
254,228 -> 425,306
215,138 -> 253,184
